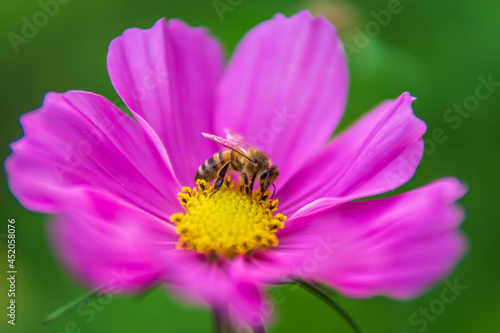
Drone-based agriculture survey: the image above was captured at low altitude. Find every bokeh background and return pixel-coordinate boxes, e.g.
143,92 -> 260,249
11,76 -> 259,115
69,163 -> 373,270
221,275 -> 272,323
1,0 -> 499,332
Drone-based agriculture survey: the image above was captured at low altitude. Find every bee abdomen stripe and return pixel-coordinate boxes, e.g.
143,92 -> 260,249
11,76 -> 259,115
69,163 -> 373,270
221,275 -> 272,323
218,151 -> 224,166
194,166 -> 204,181
204,156 -> 218,170
195,157 -> 218,181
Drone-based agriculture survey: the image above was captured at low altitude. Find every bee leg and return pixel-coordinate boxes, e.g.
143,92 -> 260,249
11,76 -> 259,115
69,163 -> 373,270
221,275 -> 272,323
240,173 -> 251,196
239,173 -> 256,197
270,183 -> 277,200
249,174 -> 256,194
260,191 -> 269,201
213,162 -> 231,192
259,182 -> 271,201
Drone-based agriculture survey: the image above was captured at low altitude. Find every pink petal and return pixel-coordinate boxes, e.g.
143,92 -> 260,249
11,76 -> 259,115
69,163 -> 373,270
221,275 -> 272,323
107,18 -> 224,185
275,177 -> 467,299
279,92 -> 426,217
164,253 -> 269,330
51,189 -> 178,293
5,91 -> 179,218
215,11 -> 348,183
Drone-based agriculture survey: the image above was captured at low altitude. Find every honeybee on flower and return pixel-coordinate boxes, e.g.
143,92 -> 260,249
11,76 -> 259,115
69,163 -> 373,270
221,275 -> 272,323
6,11 -> 466,332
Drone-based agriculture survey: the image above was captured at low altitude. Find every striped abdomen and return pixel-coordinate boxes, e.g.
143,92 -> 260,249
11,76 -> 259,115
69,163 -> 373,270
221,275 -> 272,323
195,149 -> 242,182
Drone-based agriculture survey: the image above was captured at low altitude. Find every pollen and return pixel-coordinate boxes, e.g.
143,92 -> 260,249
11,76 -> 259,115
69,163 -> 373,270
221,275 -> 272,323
170,177 -> 287,259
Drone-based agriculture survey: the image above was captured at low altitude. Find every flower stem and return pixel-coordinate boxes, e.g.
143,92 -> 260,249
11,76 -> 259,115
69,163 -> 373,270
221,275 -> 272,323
292,279 -> 362,333
253,323 -> 266,333
213,309 -> 224,333
212,308 -> 265,333
42,287 -> 106,325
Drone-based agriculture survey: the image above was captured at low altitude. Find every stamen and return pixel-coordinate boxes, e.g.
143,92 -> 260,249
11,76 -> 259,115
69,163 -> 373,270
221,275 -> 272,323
170,176 -> 287,259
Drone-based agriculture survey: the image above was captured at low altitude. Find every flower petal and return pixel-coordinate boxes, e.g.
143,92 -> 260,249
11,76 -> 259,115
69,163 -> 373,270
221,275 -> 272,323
275,177 -> 467,299
165,254 -> 269,330
51,189 -> 178,293
107,18 -> 224,185
215,11 -> 348,182
5,91 -> 179,218
279,92 -> 426,217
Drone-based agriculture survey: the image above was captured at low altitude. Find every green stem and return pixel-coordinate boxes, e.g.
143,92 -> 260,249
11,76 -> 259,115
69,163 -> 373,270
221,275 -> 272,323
292,279 -> 362,333
213,309 -> 224,333
43,287 -> 106,325
253,325 -> 266,333
212,309 -> 265,333
313,281 -> 338,298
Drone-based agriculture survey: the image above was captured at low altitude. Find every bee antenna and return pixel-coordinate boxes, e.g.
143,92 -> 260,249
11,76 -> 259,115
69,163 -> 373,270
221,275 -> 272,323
271,183 -> 277,200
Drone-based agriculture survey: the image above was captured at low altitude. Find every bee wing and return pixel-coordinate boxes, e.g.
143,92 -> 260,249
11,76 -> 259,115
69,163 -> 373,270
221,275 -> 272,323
202,133 -> 253,161
224,128 -> 252,149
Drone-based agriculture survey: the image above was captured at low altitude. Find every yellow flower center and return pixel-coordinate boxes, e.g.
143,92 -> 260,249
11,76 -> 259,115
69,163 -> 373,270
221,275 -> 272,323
170,177 -> 287,259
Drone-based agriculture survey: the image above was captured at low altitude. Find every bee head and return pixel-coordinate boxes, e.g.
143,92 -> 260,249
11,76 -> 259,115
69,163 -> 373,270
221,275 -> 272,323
259,165 -> 280,192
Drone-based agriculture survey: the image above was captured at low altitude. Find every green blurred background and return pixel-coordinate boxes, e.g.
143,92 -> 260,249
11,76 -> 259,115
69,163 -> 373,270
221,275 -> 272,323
1,0 -> 499,332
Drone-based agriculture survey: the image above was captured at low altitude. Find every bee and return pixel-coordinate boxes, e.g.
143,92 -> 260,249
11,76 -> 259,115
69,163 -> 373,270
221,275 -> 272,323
195,132 -> 280,198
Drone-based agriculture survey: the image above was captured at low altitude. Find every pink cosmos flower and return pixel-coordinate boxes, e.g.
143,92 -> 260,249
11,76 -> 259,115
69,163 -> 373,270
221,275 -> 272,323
6,11 -> 466,332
